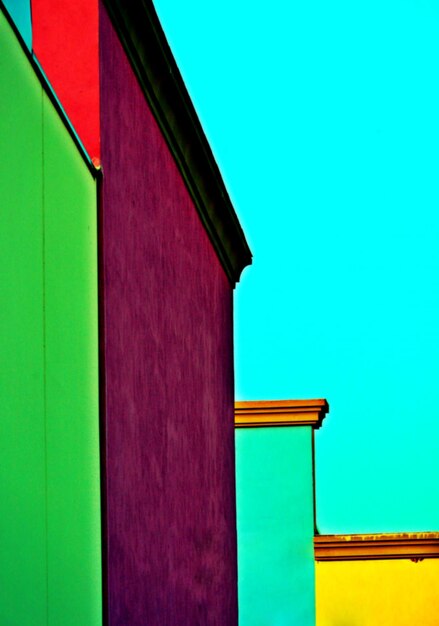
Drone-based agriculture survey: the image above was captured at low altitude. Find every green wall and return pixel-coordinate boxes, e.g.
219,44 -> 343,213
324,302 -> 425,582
0,9 -> 101,625
235,426 -> 316,626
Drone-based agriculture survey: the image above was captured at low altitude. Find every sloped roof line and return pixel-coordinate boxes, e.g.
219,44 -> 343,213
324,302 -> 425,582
0,0 -> 98,177
103,0 -> 252,285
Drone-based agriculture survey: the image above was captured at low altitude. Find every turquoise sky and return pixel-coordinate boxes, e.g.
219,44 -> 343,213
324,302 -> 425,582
4,0 -> 437,535
153,0 -> 439,534
3,0 -> 31,48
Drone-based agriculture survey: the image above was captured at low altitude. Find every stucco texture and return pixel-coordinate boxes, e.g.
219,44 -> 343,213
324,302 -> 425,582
99,4 -> 238,625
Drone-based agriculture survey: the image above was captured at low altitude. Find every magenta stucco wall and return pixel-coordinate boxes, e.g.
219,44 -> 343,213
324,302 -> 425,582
99,5 -> 238,625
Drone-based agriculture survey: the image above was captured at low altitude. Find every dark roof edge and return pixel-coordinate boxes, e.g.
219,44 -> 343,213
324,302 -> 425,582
103,0 -> 252,286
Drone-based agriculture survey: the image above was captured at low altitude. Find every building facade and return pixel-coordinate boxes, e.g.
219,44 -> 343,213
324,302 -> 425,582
0,1 -> 251,624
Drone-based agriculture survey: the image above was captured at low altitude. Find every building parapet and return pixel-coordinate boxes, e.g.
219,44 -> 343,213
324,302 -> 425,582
235,399 -> 329,429
315,532 -> 439,562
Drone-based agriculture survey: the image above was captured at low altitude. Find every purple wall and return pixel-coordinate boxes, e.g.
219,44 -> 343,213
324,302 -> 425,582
99,5 -> 238,625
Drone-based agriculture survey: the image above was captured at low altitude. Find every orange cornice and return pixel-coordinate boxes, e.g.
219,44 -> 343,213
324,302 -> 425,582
314,532 -> 439,561
234,399 -> 329,429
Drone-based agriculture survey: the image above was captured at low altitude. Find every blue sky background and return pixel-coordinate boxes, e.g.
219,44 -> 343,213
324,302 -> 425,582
153,0 -> 439,533
4,0 -> 437,535
3,0 -> 31,48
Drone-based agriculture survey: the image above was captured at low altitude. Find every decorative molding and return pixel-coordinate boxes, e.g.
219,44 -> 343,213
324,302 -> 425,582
234,399 -> 329,429
314,532 -> 439,561
102,0 -> 252,286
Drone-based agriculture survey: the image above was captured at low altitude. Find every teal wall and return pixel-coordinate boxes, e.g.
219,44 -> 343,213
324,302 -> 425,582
235,426 -> 316,626
0,9 -> 101,625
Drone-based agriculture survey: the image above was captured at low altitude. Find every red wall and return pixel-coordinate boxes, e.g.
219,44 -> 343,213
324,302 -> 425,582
32,0 -> 100,162
99,5 -> 238,624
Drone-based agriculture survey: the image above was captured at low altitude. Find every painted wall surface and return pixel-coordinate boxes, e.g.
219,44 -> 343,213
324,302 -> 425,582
0,10 -> 101,625
2,0 -> 31,48
99,5 -> 238,625
316,558 -> 439,626
235,426 -> 316,626
32,0 -> 100,161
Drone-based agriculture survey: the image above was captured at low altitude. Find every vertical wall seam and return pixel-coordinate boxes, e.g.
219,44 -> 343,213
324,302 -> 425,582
96,170 -> 108,626
41,89 -> 49,626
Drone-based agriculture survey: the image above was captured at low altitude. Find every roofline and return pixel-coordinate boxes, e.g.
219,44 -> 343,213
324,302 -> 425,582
235,399 -> 329,429
0,1 -> 99,178
314,532 -> 439,561
102,0 -> 252,286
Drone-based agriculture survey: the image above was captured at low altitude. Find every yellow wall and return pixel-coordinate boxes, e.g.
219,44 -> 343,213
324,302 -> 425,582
316,558 -> 439,626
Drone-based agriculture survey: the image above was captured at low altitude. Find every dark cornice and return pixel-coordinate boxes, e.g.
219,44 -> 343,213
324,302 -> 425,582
314,532 -> 439,562
102,0 -> 252,286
